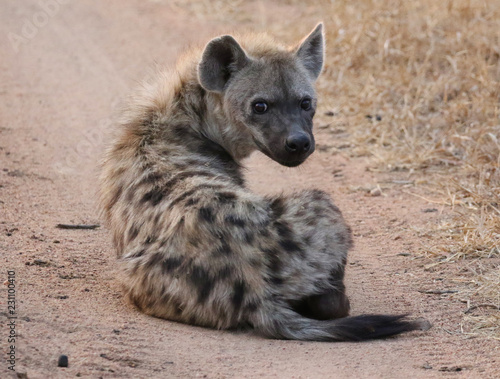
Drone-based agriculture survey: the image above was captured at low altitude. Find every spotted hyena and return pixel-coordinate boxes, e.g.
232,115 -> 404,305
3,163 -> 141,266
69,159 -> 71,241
99,24 -> 429,341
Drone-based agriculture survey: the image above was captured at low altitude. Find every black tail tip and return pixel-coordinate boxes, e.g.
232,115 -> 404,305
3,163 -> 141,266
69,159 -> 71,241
335,314 -> 432,341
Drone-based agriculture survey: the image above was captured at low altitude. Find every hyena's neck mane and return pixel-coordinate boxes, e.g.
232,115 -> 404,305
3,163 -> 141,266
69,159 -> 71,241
117,52 -> 257,188
122,33 -> 290,168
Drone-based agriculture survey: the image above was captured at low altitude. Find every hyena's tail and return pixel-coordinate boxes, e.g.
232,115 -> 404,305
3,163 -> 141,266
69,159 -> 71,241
254,308 -> 431,341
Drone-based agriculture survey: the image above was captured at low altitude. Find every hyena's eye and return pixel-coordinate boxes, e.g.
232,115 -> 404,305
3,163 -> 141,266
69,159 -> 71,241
300,98 -> 312,111
253,101 -> 268,114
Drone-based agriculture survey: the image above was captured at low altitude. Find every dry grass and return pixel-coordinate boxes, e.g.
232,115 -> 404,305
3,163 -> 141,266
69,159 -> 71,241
448,260 -> 500,339
174,0 -> 500,338
306,0 -> 500,338
315,1 -> 500,264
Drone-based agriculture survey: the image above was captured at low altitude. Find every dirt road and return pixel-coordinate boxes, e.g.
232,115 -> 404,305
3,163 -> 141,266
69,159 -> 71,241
1,1 -> 498,378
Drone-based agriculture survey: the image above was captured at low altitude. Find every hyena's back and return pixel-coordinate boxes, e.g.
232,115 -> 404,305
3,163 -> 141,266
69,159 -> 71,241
100,25 -> 428,341
103,131 -> 351,337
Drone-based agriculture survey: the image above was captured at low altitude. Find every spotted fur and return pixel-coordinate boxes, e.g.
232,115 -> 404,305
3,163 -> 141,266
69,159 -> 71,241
99,24 -> 429,341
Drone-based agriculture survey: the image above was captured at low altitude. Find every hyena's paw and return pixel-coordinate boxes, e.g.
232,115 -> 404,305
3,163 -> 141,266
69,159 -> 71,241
290,289 -> 351,320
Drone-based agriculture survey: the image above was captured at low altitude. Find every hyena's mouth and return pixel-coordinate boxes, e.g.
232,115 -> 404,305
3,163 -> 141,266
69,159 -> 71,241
280,158 -> 308,168
253,137 -> 310,167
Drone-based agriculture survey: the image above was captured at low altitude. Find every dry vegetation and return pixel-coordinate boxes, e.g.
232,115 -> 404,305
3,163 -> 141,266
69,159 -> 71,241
315,0 -> 500,338
317,0 -> 499,260
172,0 -> 499,337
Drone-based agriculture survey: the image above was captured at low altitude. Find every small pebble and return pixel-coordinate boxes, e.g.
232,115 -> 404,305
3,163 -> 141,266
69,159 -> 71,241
58,354 -> 68,368
422,362 -> 432,370
369,187 -> 382,197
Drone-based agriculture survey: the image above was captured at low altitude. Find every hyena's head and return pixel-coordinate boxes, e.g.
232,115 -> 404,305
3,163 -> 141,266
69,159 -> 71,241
198,24 -> 324,167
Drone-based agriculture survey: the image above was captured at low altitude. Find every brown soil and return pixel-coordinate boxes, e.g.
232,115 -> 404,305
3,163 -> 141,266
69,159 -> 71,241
1,1 -> 498,378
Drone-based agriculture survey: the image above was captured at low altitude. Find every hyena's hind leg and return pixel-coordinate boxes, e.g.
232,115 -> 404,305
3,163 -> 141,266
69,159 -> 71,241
289,285 -> 350,320
265,189 -> 353,320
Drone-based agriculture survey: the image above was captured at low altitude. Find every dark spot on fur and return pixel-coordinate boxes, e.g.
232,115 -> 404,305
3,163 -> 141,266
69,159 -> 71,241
329,265 -> 346,283
225,215 -> 246,228
304,231 -> 315,245
128,249 -> 146,259
244,231 -> 254,244
130,294 -> 144,310
328,203 -> 341,214
141,189 -> 164,206
162,257 -> 184,274
169,184 -> 224,208
184,158 -> 208,167
197,139 -> 233,162
126,188 -> 135,202
169,191 -> 196,208
188,235 -> 200,248
188,315 -> 198,325
313,205 -> 324,216
153,212 -> 162,226
245,300 -> 260,312
275,221 -> 293,240
171,124 -> 190,139
249,258 -> 262,268
216,265 -> 233,281
279,239 -> 302,254
172,298 -> 183,315
196,139 -> 244,186
186,197 -> 200,206
140,172 -> 162,186
128,225 -> 140,243
212,240 -> 231,256
217,191 -> 238,203
309,189 -> 324,200
296,209 -> 306,218
337,232 -> 345,245
269,196 -> 286,219
269,275 -> 284,285
199,207 -> 215,223
232,280 -> 246,312
145,235 -> 156,245
189,266 -> 214,303
258,227 -> 270,238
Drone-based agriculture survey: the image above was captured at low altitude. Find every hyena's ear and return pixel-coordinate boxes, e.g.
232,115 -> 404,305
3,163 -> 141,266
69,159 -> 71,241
295,23 -> 325,81
198,35 -> 249,93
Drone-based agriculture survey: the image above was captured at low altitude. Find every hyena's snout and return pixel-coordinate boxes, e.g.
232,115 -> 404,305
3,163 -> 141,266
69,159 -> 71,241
285,132 -> 312,154
278,127 -> 315,167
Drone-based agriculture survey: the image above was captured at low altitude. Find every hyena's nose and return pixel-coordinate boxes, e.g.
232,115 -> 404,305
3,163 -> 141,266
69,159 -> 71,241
285,133 -> 311,153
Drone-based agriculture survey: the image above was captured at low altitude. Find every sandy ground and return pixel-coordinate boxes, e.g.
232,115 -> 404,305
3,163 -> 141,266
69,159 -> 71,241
1,1 -> 499,378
